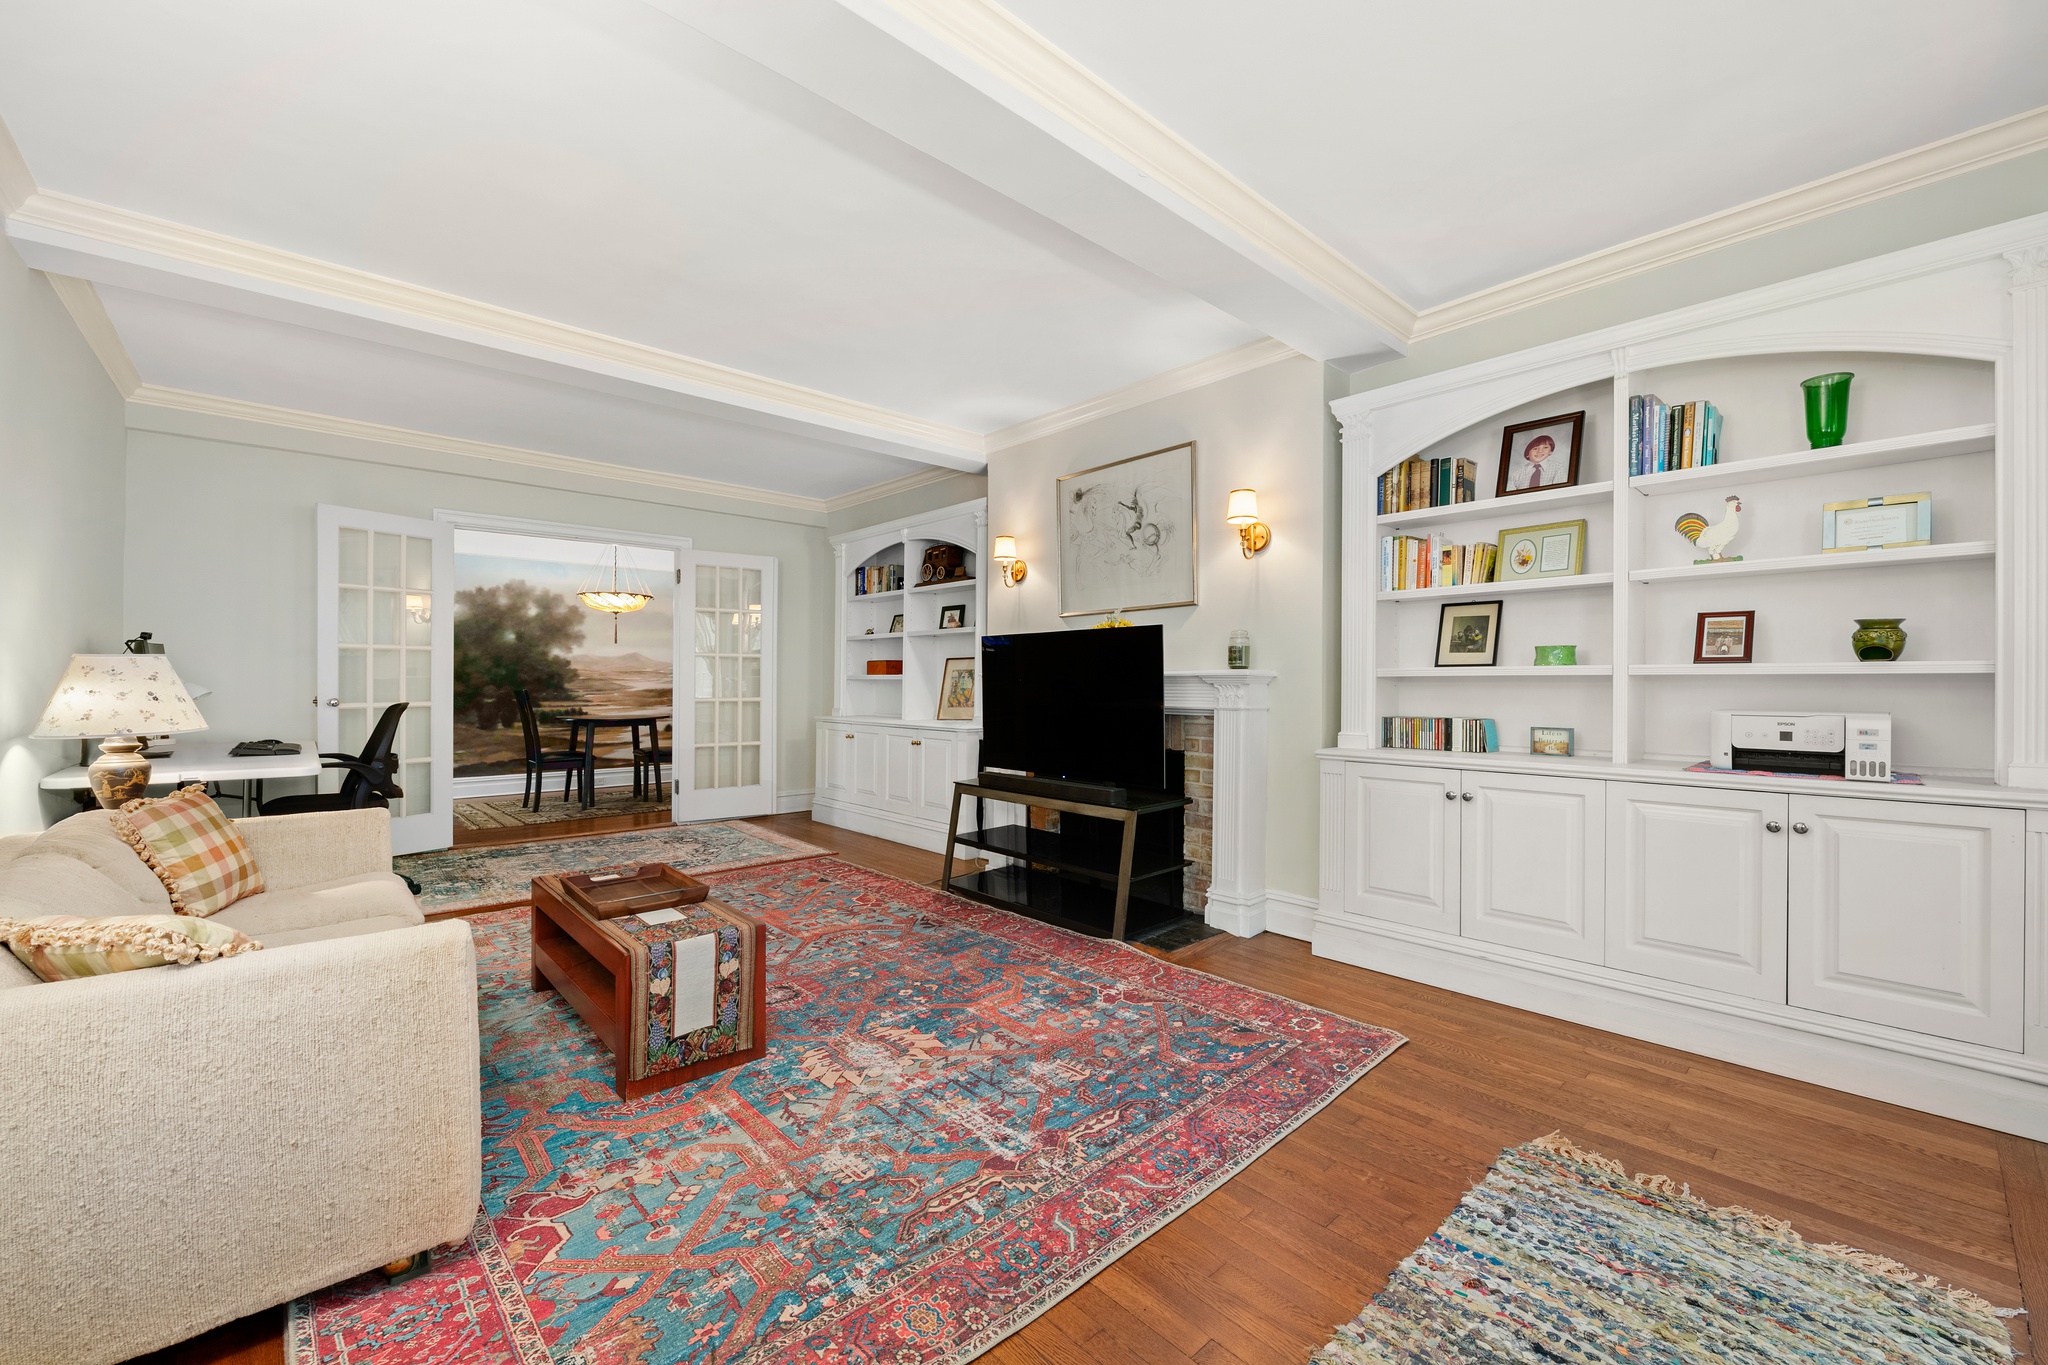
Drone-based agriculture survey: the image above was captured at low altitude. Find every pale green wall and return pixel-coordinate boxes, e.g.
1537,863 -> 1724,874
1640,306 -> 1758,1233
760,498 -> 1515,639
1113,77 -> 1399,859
984,353 -> 1339,902
0,244 -> 128,833
1353,148 -> 2048,394
122,412 -> 838,805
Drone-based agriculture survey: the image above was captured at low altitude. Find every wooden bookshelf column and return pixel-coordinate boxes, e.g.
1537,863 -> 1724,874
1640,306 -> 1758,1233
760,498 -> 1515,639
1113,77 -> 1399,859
2006,241 -> 2048,789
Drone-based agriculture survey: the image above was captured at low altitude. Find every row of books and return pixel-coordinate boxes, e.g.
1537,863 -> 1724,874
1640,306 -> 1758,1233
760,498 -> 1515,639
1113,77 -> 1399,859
1630,396 -> 1721,475
1380,534 -> 1499,592
1377,455 -> 1479,514
852,564 -> 904,595
1382,716 -> 1500,753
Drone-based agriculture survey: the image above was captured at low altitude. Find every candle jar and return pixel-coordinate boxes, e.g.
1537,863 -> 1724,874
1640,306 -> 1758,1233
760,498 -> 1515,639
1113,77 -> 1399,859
1227,630 -> 1251,669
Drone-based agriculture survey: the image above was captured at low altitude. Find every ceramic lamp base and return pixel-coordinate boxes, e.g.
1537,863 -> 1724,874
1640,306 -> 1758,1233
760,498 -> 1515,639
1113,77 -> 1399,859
88,737 -> 152,809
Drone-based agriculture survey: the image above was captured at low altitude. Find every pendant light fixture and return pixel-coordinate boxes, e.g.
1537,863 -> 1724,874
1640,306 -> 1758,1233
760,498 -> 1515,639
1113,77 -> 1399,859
577,544 -> 654,643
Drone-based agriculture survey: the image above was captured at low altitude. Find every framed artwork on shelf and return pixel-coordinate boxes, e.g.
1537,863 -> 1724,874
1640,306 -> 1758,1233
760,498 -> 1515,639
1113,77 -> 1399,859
1496,411 -> 1584,497
1434,600 -> 1503,667
1530,726 -> 1575,757
1694,610 -> 1755,663
1822,492 -> 1932,552
1496,519 -> 1586,580
889,614 -> 904,633
1057,441 -> 1197,617
937,657 -> 976,719
939,604 -> 967,630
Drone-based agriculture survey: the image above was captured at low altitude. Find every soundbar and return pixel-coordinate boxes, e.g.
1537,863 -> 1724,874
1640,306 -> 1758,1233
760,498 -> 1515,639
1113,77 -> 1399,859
974,770 -> 1140,807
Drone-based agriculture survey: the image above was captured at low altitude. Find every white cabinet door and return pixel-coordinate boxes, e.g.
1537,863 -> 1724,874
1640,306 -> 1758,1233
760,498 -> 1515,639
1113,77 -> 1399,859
1341,764 -> 1459,932
882,731 -> 921,817
1788,796 -> 2023,1049
853,729 -> 882,800
815,722 -> 842,794
1460,770 -> 1605,963
1606,783 -> 1788,1001
918,733 -> 975,829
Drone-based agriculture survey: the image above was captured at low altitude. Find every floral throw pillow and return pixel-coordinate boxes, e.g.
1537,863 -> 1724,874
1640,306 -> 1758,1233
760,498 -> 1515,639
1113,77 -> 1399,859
112,784 -> 265,916
2,913 -> 261,982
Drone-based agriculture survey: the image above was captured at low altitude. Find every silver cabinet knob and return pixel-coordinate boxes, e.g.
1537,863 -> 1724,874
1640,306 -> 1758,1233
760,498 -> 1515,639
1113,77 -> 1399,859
1792,822 -> 1809,834
1444,790 -> 1457,801
1765,820 -> 1782,833
1461,791 -> 1474,802
326,698 -> 340,707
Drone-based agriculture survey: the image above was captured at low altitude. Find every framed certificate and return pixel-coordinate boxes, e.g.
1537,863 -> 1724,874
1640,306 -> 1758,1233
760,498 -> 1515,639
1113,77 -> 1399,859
1495,519 -> 1587,580
1822,493 -> 1931,552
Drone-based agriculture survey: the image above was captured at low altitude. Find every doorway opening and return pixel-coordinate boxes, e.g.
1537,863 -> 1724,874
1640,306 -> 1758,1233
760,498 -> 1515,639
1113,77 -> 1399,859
450,527 -> 676,835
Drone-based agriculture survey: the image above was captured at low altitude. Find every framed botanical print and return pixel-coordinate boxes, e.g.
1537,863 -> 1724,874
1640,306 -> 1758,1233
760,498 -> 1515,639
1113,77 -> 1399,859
1435,601 -> 1503,667
1057,441 -> 1196,617
1495,519 -> 1587,581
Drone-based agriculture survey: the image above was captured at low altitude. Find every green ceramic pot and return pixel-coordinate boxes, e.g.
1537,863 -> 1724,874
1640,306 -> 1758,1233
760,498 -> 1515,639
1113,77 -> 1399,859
1851,617 -> 1907,662
1802,372 -> 1854,449
1532,644 -> 1577,666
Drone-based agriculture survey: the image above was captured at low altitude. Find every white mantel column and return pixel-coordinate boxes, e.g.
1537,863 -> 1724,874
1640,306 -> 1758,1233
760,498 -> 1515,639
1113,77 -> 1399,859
1166,670 -> 1274,937
2007,243 -> 2048,789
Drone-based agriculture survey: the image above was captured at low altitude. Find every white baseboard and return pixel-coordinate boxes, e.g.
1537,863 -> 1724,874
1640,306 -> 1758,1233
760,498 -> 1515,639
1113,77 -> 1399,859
811,795 -> 963,855
1263,891 -> 1315,941
1203,889 -> 1266,938
1312,914 -> 2048,1141
775,788 -> 814,815
454,769 -> 639,800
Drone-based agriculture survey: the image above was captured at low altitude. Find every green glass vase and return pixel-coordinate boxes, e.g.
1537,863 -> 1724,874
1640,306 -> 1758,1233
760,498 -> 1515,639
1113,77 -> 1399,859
1801,372 -> 1854,449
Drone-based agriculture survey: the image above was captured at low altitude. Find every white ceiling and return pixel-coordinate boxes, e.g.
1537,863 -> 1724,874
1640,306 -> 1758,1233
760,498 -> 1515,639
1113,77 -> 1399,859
3,0 -> 2044,503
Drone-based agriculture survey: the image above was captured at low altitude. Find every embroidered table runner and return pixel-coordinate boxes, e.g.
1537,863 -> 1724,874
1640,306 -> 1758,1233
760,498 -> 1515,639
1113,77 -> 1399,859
599,899 -> 759,1081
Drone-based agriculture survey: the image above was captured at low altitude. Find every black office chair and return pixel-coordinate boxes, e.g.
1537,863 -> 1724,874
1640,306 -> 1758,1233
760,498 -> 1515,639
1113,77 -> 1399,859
518,690 -> 586,809
259,702 -> 408,816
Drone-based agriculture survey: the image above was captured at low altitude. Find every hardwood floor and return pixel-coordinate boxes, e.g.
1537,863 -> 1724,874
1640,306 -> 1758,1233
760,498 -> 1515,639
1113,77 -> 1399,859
131,814 -> 2044,1364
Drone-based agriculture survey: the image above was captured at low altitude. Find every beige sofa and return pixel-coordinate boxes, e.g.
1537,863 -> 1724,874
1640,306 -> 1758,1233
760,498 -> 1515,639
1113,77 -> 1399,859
0,807 -> 481,1365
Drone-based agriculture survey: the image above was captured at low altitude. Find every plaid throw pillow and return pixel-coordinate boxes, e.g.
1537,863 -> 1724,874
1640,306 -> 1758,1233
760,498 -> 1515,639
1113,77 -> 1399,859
2,913 -> 261,982
112,785 -> 265,916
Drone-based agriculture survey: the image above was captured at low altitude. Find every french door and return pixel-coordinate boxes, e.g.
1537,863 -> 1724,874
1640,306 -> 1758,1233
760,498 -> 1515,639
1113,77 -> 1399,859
315,505 -> 454,854
675,552 -> 778,822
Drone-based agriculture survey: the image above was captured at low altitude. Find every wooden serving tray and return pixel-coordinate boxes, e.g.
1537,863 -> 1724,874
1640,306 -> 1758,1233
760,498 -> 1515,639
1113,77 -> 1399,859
559,864 -> 710,920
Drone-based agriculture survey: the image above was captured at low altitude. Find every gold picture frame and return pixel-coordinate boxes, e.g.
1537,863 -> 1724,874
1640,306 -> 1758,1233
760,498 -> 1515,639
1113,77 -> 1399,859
1821,492 -> 1932,552
937,657 -> 975,720
1495,519 -> 1587,581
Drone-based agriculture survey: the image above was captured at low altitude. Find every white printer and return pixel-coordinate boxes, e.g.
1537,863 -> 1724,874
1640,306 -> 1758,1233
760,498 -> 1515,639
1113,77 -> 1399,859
1709,711 -> 1894,781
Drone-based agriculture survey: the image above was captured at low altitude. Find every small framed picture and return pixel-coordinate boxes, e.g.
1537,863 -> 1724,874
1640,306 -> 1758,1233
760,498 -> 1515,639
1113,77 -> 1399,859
1496,411 -> 1584,498
1495,519 -> 1587,581
1694,610 -> 1755,663
1821,492 -> 1932,552
1530,726 -> 1575,757
1435,600 -> 1502,667
939,604 -> 967,630
889,614 -> 905,633
937,657 -> 976,719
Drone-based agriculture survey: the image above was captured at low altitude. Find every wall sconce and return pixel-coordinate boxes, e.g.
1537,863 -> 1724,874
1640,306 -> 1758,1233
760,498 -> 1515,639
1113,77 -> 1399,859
1226,489 -> 1270,559
992,535 -> 1028,586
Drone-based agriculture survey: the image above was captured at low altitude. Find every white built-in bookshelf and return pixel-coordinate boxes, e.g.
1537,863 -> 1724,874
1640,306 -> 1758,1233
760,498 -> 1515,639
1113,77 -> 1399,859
830,500 -> 988,726
1334,234 -> 2048,785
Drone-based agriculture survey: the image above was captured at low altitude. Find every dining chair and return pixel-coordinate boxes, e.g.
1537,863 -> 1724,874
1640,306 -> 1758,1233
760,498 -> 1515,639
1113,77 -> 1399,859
259,703 -> 408,816
517,690 -> 586,809
633,722 -> 672,802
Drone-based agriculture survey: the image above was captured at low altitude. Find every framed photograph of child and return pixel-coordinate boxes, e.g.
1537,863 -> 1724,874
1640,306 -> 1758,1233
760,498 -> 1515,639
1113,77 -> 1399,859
1496,411 -> 1584,498
1434,600 -> 1503,667
1530,726 -> 1575,757
1694,610 -> 1755,663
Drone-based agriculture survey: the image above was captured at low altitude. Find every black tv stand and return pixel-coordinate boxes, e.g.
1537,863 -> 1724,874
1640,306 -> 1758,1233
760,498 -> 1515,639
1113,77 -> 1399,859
940,761 -> 1189,942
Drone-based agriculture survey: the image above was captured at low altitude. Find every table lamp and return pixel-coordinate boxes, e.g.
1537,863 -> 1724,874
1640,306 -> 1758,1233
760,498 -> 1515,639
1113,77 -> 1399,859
35,654 -> 209,808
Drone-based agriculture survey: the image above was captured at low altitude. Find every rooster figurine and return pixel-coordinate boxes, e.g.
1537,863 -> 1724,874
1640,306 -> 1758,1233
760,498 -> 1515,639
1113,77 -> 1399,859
1675,495 -> 1743,563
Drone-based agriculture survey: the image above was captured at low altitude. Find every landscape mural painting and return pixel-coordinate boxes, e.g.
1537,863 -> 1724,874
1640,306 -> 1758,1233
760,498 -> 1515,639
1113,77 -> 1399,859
453,530 -> 674,784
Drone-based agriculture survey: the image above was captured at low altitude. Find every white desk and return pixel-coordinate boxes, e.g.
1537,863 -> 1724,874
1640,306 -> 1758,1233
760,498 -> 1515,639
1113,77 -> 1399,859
40,741 -> 323,812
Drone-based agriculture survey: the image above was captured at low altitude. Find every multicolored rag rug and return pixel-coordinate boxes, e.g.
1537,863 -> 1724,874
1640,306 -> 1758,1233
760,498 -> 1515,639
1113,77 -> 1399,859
1314,1133 -> 2016,1364
393,821 -> 825,912
290,858 -> 1404,1364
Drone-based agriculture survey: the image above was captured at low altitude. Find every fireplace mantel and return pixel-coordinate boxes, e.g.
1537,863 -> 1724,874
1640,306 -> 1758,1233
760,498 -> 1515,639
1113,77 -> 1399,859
1164,671 -> 1274,937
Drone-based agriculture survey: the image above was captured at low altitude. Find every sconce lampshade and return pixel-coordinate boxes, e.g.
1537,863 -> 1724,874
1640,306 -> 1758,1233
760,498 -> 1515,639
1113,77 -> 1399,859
992,535 -> 1018,561
1226,489 -> 1260,525
34,654 -> 208,738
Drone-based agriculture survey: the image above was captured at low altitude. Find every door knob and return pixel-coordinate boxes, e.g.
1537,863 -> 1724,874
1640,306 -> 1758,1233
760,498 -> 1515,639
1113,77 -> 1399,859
1460,791 -> 1474,802
1765,820 -> 1782,833
326,698 -> 340,707
1792,822 -> 1809,834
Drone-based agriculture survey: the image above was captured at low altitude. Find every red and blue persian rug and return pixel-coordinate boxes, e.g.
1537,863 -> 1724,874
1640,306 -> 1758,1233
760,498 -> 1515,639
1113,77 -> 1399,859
290,858 -> 1404,1364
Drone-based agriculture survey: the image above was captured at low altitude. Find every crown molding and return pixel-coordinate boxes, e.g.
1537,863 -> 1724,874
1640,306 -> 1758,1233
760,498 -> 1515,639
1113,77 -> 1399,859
986,336 -> 1299,451
1412,103 -> 2048,341
846,0 -> 1415,346
6,189 -> 986,468
125,384 -> 848,514
0,117 -> 31,216
821,464 -> 974,513
42,273 -> 141,395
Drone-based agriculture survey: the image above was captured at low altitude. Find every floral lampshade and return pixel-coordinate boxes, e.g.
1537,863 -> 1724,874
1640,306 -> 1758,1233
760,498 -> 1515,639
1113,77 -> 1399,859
33,654 -> 208,738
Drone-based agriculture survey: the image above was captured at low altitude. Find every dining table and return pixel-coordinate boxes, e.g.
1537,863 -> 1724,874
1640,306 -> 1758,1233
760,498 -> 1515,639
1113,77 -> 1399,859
561,710 -> 673,808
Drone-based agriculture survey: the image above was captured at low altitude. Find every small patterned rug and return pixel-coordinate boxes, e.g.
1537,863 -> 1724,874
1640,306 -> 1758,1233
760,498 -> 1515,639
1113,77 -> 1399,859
453,786 -> 672,830
1314,1133 -> 2015,1364
396,821 -> 826,912
290,858 -> 1405,1364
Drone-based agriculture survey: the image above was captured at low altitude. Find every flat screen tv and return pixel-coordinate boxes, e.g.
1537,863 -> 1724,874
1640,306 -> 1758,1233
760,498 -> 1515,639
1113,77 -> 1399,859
980,626 -> 1164,791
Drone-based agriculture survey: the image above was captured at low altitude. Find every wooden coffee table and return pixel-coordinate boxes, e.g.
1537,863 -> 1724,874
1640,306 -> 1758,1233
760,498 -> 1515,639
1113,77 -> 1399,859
531,866 -> 767,1100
